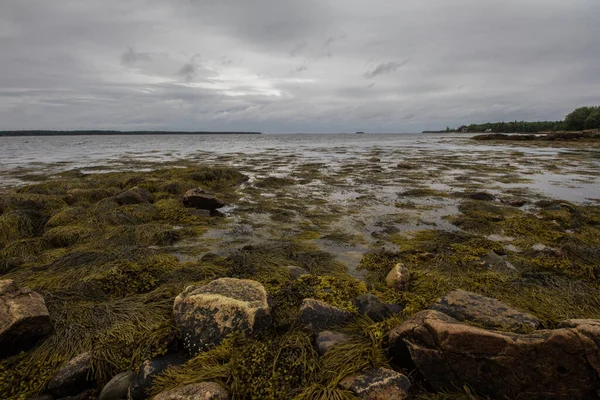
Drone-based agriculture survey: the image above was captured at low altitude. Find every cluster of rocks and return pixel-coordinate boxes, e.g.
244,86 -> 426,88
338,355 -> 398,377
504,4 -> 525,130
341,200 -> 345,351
114,186 -> 227,214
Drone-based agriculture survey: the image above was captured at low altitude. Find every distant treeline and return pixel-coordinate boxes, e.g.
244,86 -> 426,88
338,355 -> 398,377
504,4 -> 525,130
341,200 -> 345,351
0,130 -> 262,137
425,106 -> 600,133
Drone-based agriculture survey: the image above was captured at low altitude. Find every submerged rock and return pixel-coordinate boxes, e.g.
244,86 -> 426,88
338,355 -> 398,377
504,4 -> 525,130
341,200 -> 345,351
173,278 -> 271,354
115,186 -> 153,205
385,263 -> 410,291
182,188 -> 226,210
47,352 -> 92,398
298,299 -> 354,333
98,371 -> 135,400
430,289 -> 540,332
0,279 -> 52,358
386,310 -> 600,399
339,367 -> 411,400
469,191 -> 496,201
153,381 -> 230,400
355,293 -> 402,322
315,330 -> 350,355
129,353 -> 188,400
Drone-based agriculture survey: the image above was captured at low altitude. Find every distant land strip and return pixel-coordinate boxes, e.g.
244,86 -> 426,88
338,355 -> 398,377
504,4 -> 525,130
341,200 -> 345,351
0,130 -> 262,137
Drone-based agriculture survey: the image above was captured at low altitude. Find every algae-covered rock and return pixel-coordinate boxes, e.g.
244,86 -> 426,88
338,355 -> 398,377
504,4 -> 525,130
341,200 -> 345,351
173,278 -> 271,354
298,299 -> 353,333
153,382 -> 230,400
182,188 -> 226,210
355,293 -> 402,322
0,279 -> 52,358
98,371 -> 135,400
47,352 -> 92,398
386,310 -> 600,399
129,353 -> 188,400
469,191 -> 496,201
315,330 -> 350,355
283,265 -> 309,280
430,289 -> 540,332
385,263 -> 410,291
339,367 -> 411,400
116,187 -> 153,205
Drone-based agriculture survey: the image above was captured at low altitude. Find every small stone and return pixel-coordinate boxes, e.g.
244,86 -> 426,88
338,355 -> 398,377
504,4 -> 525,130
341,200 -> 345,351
173,278 -> 271,354
115,187 -> 153,205
153,381 -> 230,400
129,353 -> 188,400
469,191 -> 496,201
339,367 -> 411,400
182,189 -> 226,210
98,371 -> 135,400
385,263 -> 410,291
315,330 -> 350,355
0,279 -> 52,358
355,294 -> 402,322
298,299 -> 354,333
282,265 -> 309,280
430,289 -> 540,332
47,352 -> 92,398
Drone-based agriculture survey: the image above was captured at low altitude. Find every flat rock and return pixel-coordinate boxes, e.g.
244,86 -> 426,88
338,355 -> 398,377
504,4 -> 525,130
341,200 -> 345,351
0,279 -> 52,358
339,367 -> 411,400
386,310 -> 600,399
173,278 -> 271,354
129,353 -> 188,400
385,263 -> 410,291
316,330 -> 350,355
98,371 -> 135,400
153,381 -> 230,400
47,352 -> 92,398
115,187 -> 153,205
182,189 -> 226,210
355,293 -> 402,322
298,299 -> 354,333
430,289 -> 540,332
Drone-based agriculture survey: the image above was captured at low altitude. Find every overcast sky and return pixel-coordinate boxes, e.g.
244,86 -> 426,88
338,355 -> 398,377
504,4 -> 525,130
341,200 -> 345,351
1,0 -> 599,133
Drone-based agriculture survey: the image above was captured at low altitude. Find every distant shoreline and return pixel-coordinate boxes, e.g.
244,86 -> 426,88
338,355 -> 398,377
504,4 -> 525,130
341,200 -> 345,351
0,130 -> 262,137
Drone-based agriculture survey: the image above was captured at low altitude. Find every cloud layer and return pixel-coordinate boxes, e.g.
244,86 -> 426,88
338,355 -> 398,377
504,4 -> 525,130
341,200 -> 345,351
1,0 -> 599,132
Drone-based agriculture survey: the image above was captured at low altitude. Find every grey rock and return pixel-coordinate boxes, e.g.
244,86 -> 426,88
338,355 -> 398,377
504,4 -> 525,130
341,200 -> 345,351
153,381 -> 230,400
182,189 -> 226,210
173,278 -> 271,354
315,330 -> 350,355
115,187 -> 153,205
430,289 -> 540,332
0,279 -> 52,358
355,293 -> 402,322
47,352 -> 92,398
98,371 -> 135,400
339,367 -> 411,400
298,299 -> 353,333
129,353 -> 188,400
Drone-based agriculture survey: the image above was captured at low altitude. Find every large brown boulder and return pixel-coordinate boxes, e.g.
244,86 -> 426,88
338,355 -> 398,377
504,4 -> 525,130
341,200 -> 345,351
0,279 -> 52,357
182,189 -> 226,210
430,289 -> 540,332
173,278 -> 271,354
386,310 -> 600,399
153,382 -> 230,400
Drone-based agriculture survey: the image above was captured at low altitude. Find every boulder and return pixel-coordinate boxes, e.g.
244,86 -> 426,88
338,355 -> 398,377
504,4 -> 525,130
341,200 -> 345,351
469,192 -> 496,201
282,265 -> 309,280
315,330 -> 350,355
385,263 -> 410,291
47,352 -> 92,398
386,310 -> 600,399
430,289 -> 540,332
298,299 -> 354,333
355,293 -> 402,322
0,279 -> 52,358
98,371 -> 135,400
173,278 -> 271,354
153,382 -> 230,400
182,189 -> 226,211
129,353 -> 188,400
339,367 -> 411,400
115,187 -> 153,205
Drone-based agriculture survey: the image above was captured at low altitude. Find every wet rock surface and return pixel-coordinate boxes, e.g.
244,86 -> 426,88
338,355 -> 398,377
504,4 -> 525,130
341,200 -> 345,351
173,278 -> 271,354
430,289 -> 540,332
386,309 -> 600,399
153,381 -> 230,400
339,367 -> 411,400
115,187 -> 153,205
129,353 -> 188,400
298,299 -> 354,333
47,352 -> 92,398
98,371 -> 135,400
0,279 -> 52,358
315,330 -> 350,355
182,188 -> 226,210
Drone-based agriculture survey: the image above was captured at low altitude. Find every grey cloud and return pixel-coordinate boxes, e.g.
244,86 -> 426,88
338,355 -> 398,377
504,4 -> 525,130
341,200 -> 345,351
364,60 -> 410,79
121,47 -> 152,65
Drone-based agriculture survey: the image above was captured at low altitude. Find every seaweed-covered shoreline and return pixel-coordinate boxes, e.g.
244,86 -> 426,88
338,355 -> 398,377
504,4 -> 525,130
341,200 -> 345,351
1,136 -> 600,399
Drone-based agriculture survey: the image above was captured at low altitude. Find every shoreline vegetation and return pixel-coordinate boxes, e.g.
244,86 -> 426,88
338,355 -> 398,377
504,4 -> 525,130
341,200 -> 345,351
0,131 -> 262,137
1,133 -> 600,399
